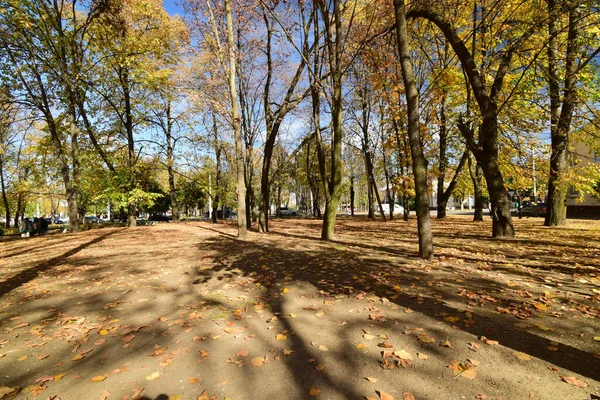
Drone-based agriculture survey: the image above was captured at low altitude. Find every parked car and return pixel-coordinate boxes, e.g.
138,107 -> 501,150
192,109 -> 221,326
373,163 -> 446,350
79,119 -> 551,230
520,202 -> 547,217
278,206 -> 297,216
149,213 -> 171,222
84,215 -> 103,224
379,203 -> 404,215
54,217 -> 68,224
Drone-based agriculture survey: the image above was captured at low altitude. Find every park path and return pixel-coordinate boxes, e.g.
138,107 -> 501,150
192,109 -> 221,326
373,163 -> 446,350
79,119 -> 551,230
0,218 -> 599,400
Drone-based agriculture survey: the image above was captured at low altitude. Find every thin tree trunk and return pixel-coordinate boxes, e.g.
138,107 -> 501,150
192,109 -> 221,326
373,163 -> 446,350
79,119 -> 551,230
0,157 -> 10,228
469,153 -> 484,221
225,0 -> 247,239
394,0 -> 433,259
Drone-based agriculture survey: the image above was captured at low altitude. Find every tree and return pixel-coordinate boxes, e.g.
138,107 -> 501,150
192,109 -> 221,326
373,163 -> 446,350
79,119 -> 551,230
394,0 -> 433,259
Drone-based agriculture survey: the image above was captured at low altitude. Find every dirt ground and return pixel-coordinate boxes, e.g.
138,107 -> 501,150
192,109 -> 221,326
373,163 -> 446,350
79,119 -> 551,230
0,216 -> 599,400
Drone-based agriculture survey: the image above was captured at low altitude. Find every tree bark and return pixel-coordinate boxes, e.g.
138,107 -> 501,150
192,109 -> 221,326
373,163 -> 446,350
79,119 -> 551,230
468,153 -> 484,221
545,1 -> 579,227
0,157 -> 10,228
225,0 -> 247,239
394,0 -> 433,259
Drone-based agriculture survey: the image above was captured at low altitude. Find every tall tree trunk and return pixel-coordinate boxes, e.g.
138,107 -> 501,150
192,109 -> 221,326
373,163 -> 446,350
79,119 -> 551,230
394,0 -> 433,259
437,90 -> 448,219
165,102 -> 179,223
225,0 -> 247,238
545,1 -> 579,227
0,157 -> 10,228
211,112 -> 220,224
121,66 -> 137,228
350,177 -> 355,216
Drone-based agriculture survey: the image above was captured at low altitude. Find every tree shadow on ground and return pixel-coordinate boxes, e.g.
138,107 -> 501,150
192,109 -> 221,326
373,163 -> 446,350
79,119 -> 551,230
0,229 -> 121,297
193,223 -> 600,383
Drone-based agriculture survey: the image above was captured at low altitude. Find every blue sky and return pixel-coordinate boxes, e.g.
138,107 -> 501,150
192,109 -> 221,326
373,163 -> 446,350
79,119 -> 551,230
163,0 -> 183,16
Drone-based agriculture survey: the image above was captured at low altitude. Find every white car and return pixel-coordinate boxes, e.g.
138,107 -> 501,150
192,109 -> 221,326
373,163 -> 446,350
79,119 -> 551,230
379,203 -> 404,215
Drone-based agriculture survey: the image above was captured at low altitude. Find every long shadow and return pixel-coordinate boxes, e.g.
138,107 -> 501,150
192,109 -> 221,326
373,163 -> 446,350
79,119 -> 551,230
0,229 -> 121,297
193,230 -> 600,383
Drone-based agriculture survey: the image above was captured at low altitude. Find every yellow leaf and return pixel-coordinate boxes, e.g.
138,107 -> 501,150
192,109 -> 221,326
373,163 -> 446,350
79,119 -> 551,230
356,343 -> 368,349
594,336 -> 600,342
275,334 -> 287,341
17,355 -> 28,361
251,357 -> 264,366
417,352 -> 428,360
309,387 -> 321,397
318,345 -> 329,352
54,373 -> 67,381
444,316 -> 460,323
440,340 -> 452,348
168,396 -> 183,400
533,303 -> 547,311
544,291 -> 555,299
282,287 -> 290,293
513,352 -> 532,361
418,334 -> 435,343
461,367 -> 478,380
283,349 -> 294,355
145,372 -> 160,380
507,281 -> 517,287
363,334 -> 376,340
92,376 -> 107,382
99,330 -> 109,336
71,354 -> 84,361
535,323 -> 554,331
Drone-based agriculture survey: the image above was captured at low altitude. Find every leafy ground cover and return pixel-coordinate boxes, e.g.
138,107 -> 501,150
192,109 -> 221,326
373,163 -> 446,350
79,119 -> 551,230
0,216 -> 599,400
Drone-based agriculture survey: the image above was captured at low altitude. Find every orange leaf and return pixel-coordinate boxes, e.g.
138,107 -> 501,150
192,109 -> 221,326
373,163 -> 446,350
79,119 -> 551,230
378,390 -> 395,400
561,376 -> 587,387
309,388 -> 321,397
92,376 -> 107,382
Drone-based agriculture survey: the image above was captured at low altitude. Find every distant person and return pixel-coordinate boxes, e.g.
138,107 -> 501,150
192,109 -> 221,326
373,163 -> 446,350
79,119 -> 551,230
33,217 -> 40,235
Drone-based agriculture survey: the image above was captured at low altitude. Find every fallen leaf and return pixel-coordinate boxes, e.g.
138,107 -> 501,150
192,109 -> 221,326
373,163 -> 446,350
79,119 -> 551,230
378,390 -> 395,400
561,376 -> 587,387
363,334 -> 377,340
461,368 -> 478,380
283,349 -> 294,355
145,372 -> 160,380
189,378 -> 199,384
92,376 -> 107,382
318,345 -> 329,352
356,344 -> 368,349
236,350 -> 249,357
309,387 -> 321,397
282,287 -> 290,293
513,352 -> 532,361
315,363 -> 325,372
417,352 -> 428,360
394,350 -> 413,360
54,373 -> 67,381
251,357 -> 264,366
17,355 -> 28,361
533,303 -> 547,311
365,377 -> 378,383
71,354 -> 85,361
418,334 -> 435,343
443,316 -> 459,323
403,393 -> 415,400
99,389 -> 110,400
440,340 -> 452,348
483,338 -> 498,345
275,334 -> 287,341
